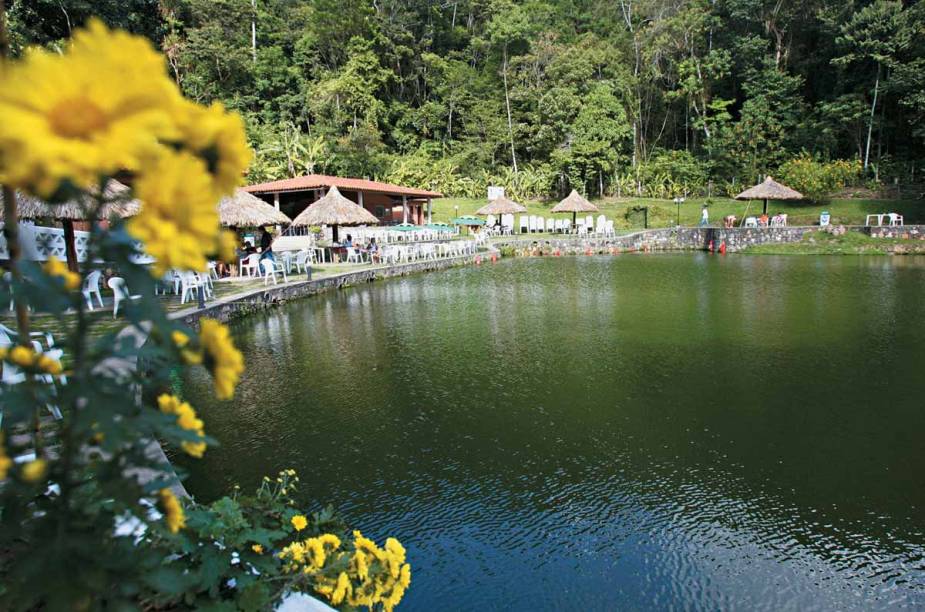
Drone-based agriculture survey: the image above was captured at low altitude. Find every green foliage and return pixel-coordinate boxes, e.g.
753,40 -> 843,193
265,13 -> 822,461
12,0 -> 925,196
777,155 -> 862,202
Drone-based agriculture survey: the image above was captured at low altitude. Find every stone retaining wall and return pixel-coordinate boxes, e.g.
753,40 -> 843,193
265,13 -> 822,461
494,225 -> 879,253
171,253 -> 479,328
867,225 -> 925,240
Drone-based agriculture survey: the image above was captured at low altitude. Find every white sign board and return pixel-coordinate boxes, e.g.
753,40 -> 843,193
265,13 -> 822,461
487,186 -> 505,200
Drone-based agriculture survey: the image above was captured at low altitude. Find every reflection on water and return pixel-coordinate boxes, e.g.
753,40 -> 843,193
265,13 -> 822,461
183,254 -> 925,610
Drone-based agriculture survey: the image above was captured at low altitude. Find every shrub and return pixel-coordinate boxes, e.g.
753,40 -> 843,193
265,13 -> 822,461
776,155 -> 861,202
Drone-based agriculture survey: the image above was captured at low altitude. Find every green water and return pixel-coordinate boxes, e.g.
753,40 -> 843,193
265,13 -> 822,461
183,254 -> 925,610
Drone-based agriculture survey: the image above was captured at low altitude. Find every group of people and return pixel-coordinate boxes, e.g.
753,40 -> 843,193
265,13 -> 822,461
215,227 -> 275,278
337,235 -> 381,263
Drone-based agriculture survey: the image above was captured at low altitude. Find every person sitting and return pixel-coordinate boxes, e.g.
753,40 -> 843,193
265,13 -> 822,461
367,237 -> 380,263
342,234 -> 353,248
723,215 -> 737,229
758,214 -> 769,227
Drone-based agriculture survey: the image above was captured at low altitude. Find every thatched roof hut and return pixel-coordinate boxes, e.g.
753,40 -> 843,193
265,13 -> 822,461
0,180 -> 140,221
735,176 -> 803,215
0,181 -> 141,271
475,195 -> 527,217
219,189 -> 291,228
551,189 -> 598,224
289,185 -> 378,242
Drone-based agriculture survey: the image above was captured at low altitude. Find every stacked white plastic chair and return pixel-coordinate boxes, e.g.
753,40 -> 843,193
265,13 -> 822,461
82,270 -> 104,311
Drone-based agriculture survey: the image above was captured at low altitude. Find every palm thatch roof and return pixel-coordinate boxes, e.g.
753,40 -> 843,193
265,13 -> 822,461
735,176 -> 804,201
0,181 -> 141,220
551,190 -> 599,213
219,189 -> 291,227
476,195 -> 527,216
289,185 -> 378,227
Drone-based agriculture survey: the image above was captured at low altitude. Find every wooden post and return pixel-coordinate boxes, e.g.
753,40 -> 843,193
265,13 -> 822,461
402,196 -> 408,224
427,198 -> 432,224
62,219 -> 79,273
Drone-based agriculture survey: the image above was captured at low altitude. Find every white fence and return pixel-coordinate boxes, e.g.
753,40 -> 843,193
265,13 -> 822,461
0,223 -> 153,264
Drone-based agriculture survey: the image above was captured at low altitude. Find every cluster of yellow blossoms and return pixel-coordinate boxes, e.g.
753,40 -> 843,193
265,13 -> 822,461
0,435 -> 11,481
42,256 -> 80,290
278,530 -> 411,611
0,345 -> 63,376
198,319 -> 244,400
0,435 -> 47,483
158,488 -> 186,534
172,321 -> 244,400
0,20 -> 251,275
157,394 -> 207,458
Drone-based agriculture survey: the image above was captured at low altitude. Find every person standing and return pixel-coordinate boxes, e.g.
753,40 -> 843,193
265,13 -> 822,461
699,205 -> 709,227
259,227 -> 274,262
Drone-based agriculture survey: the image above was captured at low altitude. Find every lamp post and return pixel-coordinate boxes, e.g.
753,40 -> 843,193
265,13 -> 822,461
673,196 -> 685,227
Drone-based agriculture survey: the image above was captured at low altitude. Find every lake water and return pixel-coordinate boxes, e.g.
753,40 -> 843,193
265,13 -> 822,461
183,254 -> 925,610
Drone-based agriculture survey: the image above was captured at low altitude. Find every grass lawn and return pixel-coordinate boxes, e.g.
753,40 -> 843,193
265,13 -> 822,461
741,230 -> 925,255
431,196 -> 924,228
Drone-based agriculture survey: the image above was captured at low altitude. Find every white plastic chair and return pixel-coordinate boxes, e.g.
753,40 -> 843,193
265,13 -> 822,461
179,272 -> 203,304
889,213 -> 904,226
81,270 -> 104,311
545,218 -> 555,233
744,217 -> 758,228
519,216 -> 528,234
261,258 -> 288,285
108,277 -> 141,318
346,247 -> 363,264
239,253 -> 260,277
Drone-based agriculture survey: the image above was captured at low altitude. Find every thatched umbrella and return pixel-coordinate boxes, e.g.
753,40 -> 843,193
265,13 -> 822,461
551,189 -> 599,226
0,181 -> 140,271
289,185 -> 378,243
219,189 -> 291,228
735,176 -> 803,216
476,195 -> 526,227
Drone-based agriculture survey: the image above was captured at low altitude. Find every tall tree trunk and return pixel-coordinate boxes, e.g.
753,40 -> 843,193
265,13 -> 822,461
447,103 -> 454,140
502,45 -> 518,173
864,63 -> 880,171
251,0 -> 257,62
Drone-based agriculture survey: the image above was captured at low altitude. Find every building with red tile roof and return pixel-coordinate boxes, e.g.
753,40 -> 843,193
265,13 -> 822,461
244,175 -> 442,225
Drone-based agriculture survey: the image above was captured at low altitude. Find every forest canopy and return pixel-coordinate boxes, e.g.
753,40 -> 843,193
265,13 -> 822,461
9,0 -> 925,199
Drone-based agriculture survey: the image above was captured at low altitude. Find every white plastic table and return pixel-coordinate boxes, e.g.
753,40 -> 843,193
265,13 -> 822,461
865,214 -> 886,226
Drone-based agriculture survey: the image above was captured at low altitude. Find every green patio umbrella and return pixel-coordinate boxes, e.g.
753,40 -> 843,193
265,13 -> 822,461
452,215 -> 486,226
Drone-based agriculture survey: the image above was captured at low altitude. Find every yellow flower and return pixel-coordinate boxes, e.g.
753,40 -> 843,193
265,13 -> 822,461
171,331 -> 190,348
128,151 -> 222,276
318,533 -> 341,549
173,100 -> 251,199
305,538 -> 326,568
198,319 -> 244,400
331,572 -> 352,605
36,354 -> 63,376
43,256 -> 80,290
251,544 -> 264,554
21,459 -> 48,483
158,394 -> 207,458
353,550 -> 369,581
158,488 -> 185,533
0,434 -> 12,481
0,19 -> 180,198
291,514 -> 308,531
218,229 -> 239,263
399,563 -> 411,589
8,345 -> 36,368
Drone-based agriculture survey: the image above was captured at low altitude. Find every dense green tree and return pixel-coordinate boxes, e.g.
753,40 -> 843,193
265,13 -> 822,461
10,0 -> 925,196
